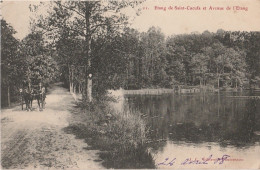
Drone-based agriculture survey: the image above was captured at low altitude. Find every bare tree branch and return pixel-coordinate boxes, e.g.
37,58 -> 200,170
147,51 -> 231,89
54,1 -> 85,18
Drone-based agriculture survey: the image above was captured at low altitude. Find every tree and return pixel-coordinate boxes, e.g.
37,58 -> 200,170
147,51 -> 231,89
20,32 -> 59,89
32,1 -> 143,101
244,32 -> 260,88
166,37 -> 186,85
1,19 -> 23,107
190,53 -> 209,86
90,27 -> 143,92
140,27 -> 167,87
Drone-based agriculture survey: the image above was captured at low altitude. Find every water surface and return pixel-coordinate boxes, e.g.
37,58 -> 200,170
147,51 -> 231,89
115,91 -> 260,169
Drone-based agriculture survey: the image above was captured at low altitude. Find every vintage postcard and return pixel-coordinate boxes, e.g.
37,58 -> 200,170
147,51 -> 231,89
1,0 -> 260,169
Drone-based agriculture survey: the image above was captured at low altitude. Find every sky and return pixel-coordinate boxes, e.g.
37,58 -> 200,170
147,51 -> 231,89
1,0 -> 260,40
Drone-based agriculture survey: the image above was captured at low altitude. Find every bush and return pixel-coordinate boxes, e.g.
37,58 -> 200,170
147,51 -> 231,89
66,99 -> 155,169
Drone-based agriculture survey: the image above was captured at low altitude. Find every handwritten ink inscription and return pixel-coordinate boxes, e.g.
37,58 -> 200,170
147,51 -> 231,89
157,154 -> 234,167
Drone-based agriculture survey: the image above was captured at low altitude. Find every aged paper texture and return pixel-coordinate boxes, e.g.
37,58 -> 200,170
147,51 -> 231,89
1,0 -> 260,169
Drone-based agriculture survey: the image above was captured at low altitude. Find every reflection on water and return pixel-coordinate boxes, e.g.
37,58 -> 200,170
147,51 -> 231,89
118,91 -> 260,168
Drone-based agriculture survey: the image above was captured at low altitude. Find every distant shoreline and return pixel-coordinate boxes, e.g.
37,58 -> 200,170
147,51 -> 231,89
122,87 -> 260,95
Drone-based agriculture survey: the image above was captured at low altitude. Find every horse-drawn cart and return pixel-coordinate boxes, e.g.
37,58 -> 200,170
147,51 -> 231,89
20,83 -> 46,111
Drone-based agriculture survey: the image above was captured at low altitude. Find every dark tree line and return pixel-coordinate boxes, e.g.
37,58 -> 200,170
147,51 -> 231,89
87,27 -> 259,90
31,1 -> 144,101
1,20 -> 21,107
56,26 -> 260,94
26,1 -> 259,101
1,19 -> 58,107
2,18 -> 260,106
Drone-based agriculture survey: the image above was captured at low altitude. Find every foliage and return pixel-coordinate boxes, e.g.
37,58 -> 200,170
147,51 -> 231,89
3,8 -> 260,106
107,29 -> 258,89
25,55 -> 59,86
30,2 -> 259,93
1,20 -> 60,107
88,28 -> 258,90
66,100 -> 155,169
1,19 -> 25,106
20,32 -> 59,88
31,1 -> 144,100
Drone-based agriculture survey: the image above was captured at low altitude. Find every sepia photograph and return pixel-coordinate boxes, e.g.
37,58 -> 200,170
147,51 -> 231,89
1,0 -> 260,169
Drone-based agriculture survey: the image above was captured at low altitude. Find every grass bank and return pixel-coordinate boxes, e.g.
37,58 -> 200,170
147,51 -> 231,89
64,97 -> 155,169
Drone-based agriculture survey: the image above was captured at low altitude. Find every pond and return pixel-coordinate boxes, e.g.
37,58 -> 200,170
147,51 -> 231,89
114,90 -> 260,169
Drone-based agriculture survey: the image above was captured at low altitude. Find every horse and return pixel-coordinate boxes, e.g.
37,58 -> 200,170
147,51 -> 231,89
20,87 -> 46,111
30,88 -> 46,111
30,89 -> 41,111
20,88 -> 33,111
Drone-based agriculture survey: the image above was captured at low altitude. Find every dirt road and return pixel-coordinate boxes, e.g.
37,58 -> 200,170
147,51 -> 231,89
1,84 -> 104,169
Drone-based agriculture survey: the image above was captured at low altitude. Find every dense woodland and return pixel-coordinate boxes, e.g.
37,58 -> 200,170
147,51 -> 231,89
1,1 -> 260,107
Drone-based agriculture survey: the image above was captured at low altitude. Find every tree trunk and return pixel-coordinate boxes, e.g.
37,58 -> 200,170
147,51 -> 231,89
73,84 -> 76,94
7,85 -> 10,107
126,63 -> 129,89
72,82 -> 74,94
87,38 -> 92,102
85,2 -> 92,102
69,66 -> 72,93
217,77 -> 220,89
217,67 -> 220,89
71,67 -> 74,94
29,82 -> 31,92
